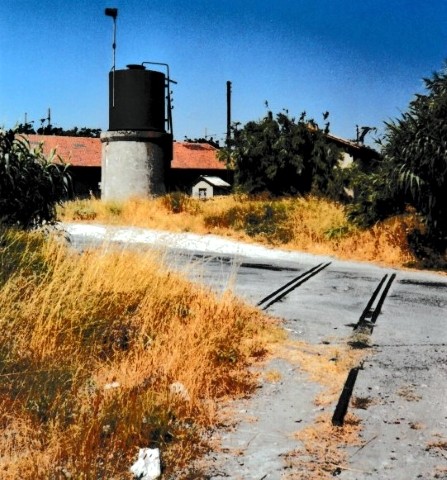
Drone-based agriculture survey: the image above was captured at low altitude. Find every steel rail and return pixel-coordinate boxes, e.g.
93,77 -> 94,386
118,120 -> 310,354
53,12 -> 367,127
332,272 -> 396,426
354,273 -> 396,333
257,262 -> 331,310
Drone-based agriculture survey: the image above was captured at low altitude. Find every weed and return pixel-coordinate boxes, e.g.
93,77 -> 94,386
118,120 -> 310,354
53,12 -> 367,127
324,225 -> 352,240
426,436 -> 447,452
105,201 -> 123,216
409,421 -> 424,430
72,203 -> 97,220
285,413 -> 363,479
397,385 -> 422,402
161,192 -> 200,214
264,369 -> 282,382
59,195 -> 425,268
348,331 -> 372,349
0,228 -> 49,286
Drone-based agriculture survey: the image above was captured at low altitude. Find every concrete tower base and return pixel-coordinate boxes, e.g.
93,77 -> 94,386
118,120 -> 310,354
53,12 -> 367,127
100,130 -> 171,201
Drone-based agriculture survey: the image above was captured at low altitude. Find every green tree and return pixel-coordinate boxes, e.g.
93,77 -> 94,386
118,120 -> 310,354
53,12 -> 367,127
347,63 -> 447,262
380,65 -> 447,245
223,110 -> 342,197
0,129 -> 71,229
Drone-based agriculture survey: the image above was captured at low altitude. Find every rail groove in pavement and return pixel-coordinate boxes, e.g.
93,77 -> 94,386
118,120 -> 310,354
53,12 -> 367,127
257,262 -> 331,310
332,273 -> 397,426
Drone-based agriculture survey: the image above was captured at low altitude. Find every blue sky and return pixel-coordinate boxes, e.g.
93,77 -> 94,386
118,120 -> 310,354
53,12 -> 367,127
1,0 -> 446,145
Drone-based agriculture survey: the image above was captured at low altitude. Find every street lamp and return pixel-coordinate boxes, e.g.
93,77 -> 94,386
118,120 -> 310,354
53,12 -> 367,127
105,8 -> 118,106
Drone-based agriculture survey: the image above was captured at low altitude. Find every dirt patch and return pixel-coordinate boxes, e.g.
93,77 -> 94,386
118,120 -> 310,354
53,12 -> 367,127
283,413 -> 364,479
397,385 -> 423,402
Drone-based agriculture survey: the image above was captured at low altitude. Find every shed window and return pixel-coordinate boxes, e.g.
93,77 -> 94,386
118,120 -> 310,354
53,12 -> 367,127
198,188 -> 207,199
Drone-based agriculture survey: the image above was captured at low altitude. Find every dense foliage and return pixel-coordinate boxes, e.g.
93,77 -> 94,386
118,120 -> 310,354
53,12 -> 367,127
349,64 -> 447,250
383,66 -> 447,243
15,122 -> 101,138
0,129 -> 71,229
346,161 -> 407,228
223,111 -> 342,197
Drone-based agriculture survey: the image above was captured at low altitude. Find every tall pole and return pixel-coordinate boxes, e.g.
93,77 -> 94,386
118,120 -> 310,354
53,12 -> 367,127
105,8 -> 118,107
226,80 -> 232,147
112,17 -> 116,106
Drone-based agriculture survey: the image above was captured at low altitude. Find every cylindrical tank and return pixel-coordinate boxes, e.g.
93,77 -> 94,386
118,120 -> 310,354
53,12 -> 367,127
109,65 -> 165,131
101,130 -> 168,200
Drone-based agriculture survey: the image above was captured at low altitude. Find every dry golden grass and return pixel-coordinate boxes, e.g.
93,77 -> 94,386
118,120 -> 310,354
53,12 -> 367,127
0,229 -> 282,479
59,194 -> 420,268
284,413 -> 364,479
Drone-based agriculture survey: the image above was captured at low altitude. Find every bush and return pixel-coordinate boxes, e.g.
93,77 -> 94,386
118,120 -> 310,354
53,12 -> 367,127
0,129 -> 71,229
381,65 -> 447,245
222,110 -> 342,197
347,164 -> 406,228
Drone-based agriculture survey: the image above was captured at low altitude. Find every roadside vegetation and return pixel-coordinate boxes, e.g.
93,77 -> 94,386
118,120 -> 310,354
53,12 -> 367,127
59,194 -> 420,269
346,63 -> 447,265
0,228 -> 281,478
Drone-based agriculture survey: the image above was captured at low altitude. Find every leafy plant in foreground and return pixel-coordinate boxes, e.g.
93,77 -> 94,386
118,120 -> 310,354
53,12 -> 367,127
0,129 -> 71,229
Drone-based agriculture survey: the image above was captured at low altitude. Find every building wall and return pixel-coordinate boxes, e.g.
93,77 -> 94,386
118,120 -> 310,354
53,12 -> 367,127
192,180 -> 214,198
68,166 -> 101,198
339,151 -> 354,169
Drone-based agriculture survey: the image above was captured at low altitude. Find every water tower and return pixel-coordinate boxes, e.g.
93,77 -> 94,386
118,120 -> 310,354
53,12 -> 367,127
101,9 -> 175,200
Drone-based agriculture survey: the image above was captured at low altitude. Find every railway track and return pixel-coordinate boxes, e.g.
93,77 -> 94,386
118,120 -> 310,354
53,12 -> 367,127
333,273 -> 396,426
257,262 -> 331,310
255,264 -> 397,427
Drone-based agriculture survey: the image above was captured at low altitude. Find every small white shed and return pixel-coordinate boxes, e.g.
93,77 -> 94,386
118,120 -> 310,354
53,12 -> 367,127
191,175 -> 231,199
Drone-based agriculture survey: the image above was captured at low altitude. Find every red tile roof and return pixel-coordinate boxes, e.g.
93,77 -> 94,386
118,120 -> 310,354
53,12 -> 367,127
27,135 -> 101,167
24,135 -> 226,170
171,142 -> 225,169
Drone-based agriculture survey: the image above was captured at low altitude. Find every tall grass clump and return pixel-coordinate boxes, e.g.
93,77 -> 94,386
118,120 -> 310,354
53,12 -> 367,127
0,229 -> 277,479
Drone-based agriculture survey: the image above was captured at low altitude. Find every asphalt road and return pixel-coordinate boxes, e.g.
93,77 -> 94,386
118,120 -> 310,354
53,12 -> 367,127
173,251 -> 447,479
65,224 -> 447,479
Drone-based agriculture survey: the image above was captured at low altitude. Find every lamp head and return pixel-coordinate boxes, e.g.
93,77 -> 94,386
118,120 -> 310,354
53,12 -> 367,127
105,8 -> 118,19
